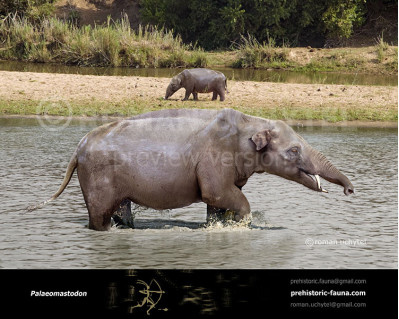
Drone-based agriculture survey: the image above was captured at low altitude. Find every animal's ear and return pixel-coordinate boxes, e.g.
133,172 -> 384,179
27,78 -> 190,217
250,130 -> 272,151
172,76 -> 181,86
180,70 -> 190,82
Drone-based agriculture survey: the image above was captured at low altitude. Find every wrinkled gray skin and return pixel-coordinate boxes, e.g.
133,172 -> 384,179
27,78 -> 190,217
27,109 -> 354,231
165,68 -> 227,101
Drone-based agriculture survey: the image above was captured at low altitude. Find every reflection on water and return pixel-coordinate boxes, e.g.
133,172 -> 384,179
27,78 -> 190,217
0,60 -> 397,86
0,118 -> 397,268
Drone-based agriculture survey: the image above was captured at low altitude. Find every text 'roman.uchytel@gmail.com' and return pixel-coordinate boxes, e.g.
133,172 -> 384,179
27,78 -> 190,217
305,238 -> 367,247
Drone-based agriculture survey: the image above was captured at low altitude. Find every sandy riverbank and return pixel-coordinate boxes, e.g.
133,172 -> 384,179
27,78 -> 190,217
0,70 -> 397,124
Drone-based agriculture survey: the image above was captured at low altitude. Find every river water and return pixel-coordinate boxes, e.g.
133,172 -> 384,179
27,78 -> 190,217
0,118 -> 397,268
0,60 -> 397,86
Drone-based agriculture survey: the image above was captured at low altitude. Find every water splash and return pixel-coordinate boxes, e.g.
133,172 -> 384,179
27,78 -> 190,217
203,210 -> 252,231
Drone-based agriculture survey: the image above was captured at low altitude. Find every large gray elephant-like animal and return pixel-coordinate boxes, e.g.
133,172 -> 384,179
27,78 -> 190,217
27,109 -> 354,231
165,68 -> 227,101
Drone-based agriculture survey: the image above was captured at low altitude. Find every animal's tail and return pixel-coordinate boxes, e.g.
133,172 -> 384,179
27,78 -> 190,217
25,150 -> 78,212
225,79 -> 229,94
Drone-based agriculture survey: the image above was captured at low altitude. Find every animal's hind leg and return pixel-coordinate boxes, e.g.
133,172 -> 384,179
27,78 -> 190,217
81,185 -> 123,231
78,158 -> 128,230
85,197 -> 121,231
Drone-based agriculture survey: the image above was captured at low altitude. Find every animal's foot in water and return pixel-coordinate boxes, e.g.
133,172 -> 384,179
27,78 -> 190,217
234,213 -> 253,227
205,210 -> 252,228
112,218 -> 135,229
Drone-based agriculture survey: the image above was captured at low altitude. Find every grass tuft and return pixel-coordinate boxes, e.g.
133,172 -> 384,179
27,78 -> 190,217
375,33 -> 389,63
0,98 -> 396,122
231,34 -> 290,69
0,13 -> 208,68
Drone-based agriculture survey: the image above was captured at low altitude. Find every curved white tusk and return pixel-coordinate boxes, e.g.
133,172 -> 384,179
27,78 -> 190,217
315,174 -> 321,190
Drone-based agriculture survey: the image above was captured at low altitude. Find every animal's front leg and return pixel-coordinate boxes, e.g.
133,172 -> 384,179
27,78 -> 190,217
197,165 -> 251,222
206,183 -> 244,222
218,89 -> 225,101
205,187 -> 251,222
182,88 -> 193,101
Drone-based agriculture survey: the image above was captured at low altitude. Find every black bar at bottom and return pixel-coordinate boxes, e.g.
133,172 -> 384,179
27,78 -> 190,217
0,269 -> 397,318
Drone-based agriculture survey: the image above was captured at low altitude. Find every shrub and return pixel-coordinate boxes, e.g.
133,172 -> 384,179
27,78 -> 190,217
0,0 -> 57,21
232,34 -> 289,69
0,13 -> 207,68
375,34 -> 389,63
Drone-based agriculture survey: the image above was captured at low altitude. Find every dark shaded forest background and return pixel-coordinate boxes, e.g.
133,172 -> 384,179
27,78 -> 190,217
1,0 -> 397,49
140,0 -> 397,48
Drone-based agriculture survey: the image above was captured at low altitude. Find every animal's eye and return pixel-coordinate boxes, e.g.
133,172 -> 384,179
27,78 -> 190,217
288,147 -> 300,156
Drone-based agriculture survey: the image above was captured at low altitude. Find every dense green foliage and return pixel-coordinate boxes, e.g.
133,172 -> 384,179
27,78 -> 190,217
1,0 -> 396,50
140,0 -> 395,49
0,0 -> 57,21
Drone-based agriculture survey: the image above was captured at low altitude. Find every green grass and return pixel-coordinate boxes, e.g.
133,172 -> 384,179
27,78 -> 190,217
229,34 -> 397,74
0,99 -> 396,122
375,34 -> 390,63
0,14 -> 208,68
236,105 -> 397,122
231,34 -> 291,69
0,14 -> 396,74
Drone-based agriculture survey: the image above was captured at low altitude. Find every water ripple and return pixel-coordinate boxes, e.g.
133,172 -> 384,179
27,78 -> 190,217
0,119 -> 397,268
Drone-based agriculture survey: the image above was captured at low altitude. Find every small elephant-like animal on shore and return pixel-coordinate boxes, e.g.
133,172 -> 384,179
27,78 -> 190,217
27,108 -> 354,231
164,68 -> 228,101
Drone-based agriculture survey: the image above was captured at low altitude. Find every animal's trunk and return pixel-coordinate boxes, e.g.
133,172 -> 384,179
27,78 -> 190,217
165,85 -> 173,100
310,148 -> 354,195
